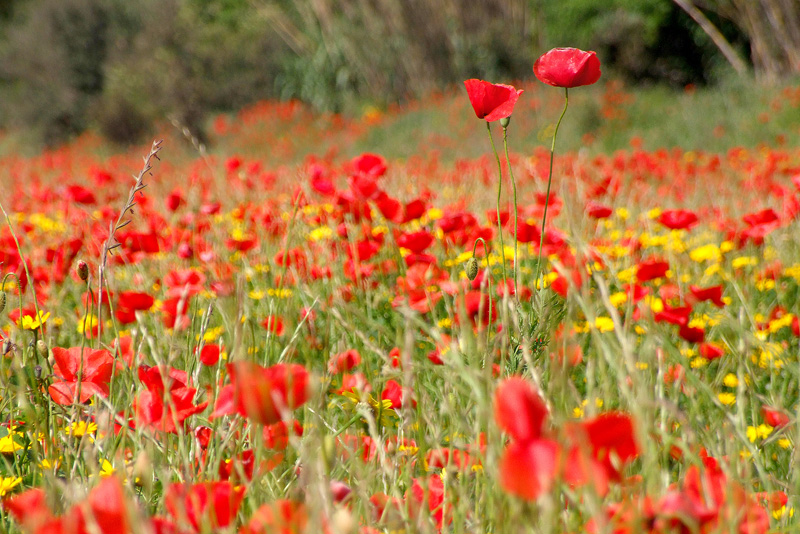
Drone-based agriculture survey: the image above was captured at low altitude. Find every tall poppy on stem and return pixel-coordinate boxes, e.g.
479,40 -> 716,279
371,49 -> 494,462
464,79 -> 523,312
532,47 -> 601,311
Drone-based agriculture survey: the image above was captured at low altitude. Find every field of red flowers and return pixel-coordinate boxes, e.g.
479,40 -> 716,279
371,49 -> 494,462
1,49 -> 800,534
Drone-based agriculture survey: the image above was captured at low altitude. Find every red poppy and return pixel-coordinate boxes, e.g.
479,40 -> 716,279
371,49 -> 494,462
351,153 -> 388,178
396,230 -> 435,254
240,500 -> 307,534
699,342 -> 725,360
212,362 -> 310,425
499,438 -> 560,500
579,412 -> 640,480
407,475 -> 450,529
658,209 -> 699,230
678,324 -> 705,344
262,315 -> 285,336
135,385 -> 207,434
328,349 -> 361,374
688,284 -> 725,308
381,379 -> 415,409
263,419 -> 304,450
164,482 -> 245,532
761,405 -> 790,428
463,79 -> 523,122
494,377 -> 549,442
586,201 -> 613,219
48,347 -> 115,405
534,48 -> 601,88
636,258 -> 670,282
197,344 -> 221,366
654,304 -> 692,327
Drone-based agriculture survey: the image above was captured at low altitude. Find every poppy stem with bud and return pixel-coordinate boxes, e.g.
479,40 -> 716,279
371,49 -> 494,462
469,237 -> 493,346
534,88 -> 569,306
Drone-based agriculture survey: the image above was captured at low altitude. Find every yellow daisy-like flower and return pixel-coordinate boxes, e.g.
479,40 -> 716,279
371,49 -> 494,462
594,316 -> 615,333
0,476 -> 22,496
339,391 -> 397,427
0,433 -> 24,454
718,392 -> 736,406
20,311 -> 50,330
99,459 -> 115,478
64,421 -> 98,438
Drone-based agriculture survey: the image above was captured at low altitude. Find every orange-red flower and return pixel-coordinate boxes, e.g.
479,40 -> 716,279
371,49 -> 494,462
212,362 -> 310,425
534,47 -> 601,88
463,79 -> 523,122
48,347 -> 114,405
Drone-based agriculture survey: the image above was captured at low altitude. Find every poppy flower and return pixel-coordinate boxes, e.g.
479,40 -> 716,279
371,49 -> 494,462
579,412 -> 640,480
164,481 -> 245,532
688,285 -> 725,308
240,500 -> 307,534
381,379 -> 415,409
49,347 -> 115,405
328,349 -> 361,374
463,79 -> 523,122
636,258 -> 670,282
135,385 -> 207,434
407,475 -> 450,529
212,362 -> 311,425
534,48 -> 601,88
699,342 -> 725,360
263,419 -> 304,450
586,201 -> 613,219
494,377 -> 548,442
499,438 -> 560,500
197,344 -> 222,366
658,209 -> 699,230
761,406 -> 790,428
351,153 -> 388,178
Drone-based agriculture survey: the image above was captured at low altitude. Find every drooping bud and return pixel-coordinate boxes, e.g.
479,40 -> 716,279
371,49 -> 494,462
0,291 -> 5,314
76,260 -> 89,282
36,340 -> 48,357
465,257 -> 479,281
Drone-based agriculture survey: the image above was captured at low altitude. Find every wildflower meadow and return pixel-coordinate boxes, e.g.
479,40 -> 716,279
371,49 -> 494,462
1,46 -> 800,534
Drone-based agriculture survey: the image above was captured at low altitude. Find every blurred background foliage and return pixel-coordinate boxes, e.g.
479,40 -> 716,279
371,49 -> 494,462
0,0 -> 796,147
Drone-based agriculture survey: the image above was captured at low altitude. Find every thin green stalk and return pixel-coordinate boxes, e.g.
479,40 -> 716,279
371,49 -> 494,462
486,122 -> 507,287
502,125 -> 519,303
534,88 -> 569,306
471,237 -> 493,352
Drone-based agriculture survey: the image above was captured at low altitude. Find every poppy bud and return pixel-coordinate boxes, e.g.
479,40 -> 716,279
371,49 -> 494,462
36,340 -> 48,357
76,260 -> 89,282
34,365 -> 43,380
500,116 -> 511,128
465,257 -> 479,281
0,291 -> 5,313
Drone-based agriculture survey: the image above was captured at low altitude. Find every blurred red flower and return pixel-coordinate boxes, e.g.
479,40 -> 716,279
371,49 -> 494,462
212,362 -> 310,425
463,79 -> 523,122
534,47 -> 601,88
164,481 -> 245,532
494,377 -> 549,442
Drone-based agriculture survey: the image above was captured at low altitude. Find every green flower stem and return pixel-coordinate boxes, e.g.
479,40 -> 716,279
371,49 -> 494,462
471,237 -> 493,349
334,412 -> 363,438
502,126 -> 519,303
486,122 -> 507,287
534,88 -> 569,305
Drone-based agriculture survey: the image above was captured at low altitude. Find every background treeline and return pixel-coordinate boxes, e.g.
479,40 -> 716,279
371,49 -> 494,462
0,0 -> 796,147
